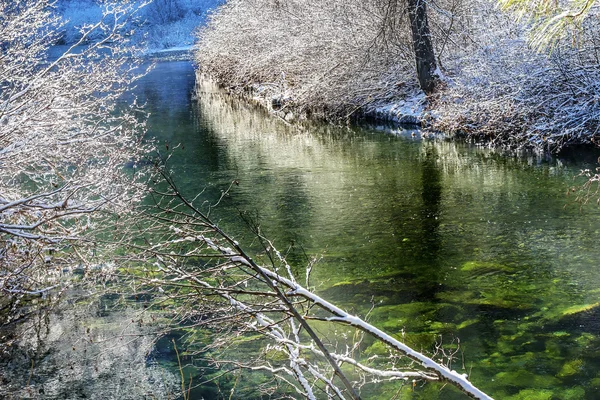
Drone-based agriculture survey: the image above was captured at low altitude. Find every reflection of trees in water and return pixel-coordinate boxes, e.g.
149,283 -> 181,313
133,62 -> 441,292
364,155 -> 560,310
0,295 -> 177,399
270,173 -> 313,265
415,144 -> 443,298
192,79 -> 365,251
420,144 -> 442,262
193,80 -> 457,283
193,77 -> 600,304
384,143 -> 443,300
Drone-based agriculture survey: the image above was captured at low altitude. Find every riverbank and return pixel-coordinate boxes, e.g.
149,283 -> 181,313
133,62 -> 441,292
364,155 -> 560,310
194,0 -> 600,154
195,73 -> 430,127
194,72 -> 600,156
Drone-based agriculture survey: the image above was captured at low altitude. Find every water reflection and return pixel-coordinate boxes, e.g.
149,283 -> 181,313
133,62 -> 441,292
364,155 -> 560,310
0,294 -> 177,399
416,144 -> 443,298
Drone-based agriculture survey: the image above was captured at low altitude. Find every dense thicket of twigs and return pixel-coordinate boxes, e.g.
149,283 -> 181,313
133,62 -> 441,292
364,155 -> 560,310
195,0 -> 461,122
196,0 -> 600,151
431,6 -> 600,151
0,0 -> 149,330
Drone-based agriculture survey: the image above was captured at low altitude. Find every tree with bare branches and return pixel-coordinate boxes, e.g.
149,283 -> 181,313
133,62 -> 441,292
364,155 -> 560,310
406,0 -> 438,94
0,0 -> 150,327
195,0 -> 457,122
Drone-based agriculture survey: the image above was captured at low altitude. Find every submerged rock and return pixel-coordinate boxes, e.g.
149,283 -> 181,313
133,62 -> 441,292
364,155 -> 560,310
460,261 -> 517,275
557,359 -> 584,378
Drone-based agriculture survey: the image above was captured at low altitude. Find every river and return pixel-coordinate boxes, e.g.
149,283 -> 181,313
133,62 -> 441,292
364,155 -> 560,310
136,59 -> 600,399
136,60 -> 600,399
5,59 -> 600,399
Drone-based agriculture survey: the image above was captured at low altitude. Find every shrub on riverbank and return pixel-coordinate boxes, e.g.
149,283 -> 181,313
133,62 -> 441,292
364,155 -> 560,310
195,0 -> 600,151
0,0 -> 149,333
195,0 -> 448,122
431,13 -> 600,151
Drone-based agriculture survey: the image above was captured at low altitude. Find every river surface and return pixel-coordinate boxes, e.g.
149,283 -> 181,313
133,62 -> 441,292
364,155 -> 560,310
136,60 -> 600,399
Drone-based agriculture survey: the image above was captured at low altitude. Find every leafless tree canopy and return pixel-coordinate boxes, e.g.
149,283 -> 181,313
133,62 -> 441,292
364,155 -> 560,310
431,3 -> 600,150
195,0 -> 424,121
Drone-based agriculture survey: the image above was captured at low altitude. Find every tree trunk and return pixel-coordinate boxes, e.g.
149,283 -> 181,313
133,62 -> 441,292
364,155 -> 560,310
407,0 -> 437,94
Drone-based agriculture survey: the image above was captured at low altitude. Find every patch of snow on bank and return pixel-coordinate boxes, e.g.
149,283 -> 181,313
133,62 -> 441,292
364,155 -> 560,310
371,93 -> 427,125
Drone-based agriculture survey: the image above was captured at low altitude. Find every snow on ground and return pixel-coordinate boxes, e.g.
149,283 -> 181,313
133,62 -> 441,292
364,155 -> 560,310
367,93 -> 428,125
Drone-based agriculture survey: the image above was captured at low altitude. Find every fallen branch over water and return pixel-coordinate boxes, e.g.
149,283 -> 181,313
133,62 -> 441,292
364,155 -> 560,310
115,164 -> 493,399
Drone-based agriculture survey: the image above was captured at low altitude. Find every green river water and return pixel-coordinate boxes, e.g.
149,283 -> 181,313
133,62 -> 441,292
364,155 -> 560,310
136,60 -> 600,399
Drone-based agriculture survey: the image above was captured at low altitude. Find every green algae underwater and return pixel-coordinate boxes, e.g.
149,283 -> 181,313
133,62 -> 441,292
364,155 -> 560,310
137,61 -> 600,399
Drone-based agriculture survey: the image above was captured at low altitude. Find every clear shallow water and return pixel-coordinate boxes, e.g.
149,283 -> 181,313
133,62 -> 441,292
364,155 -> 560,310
138,61 -> 600,399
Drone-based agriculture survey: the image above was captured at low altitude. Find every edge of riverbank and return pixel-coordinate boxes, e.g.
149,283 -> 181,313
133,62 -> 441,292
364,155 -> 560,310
194,73 -> 600,155
198,76 -> 429,127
